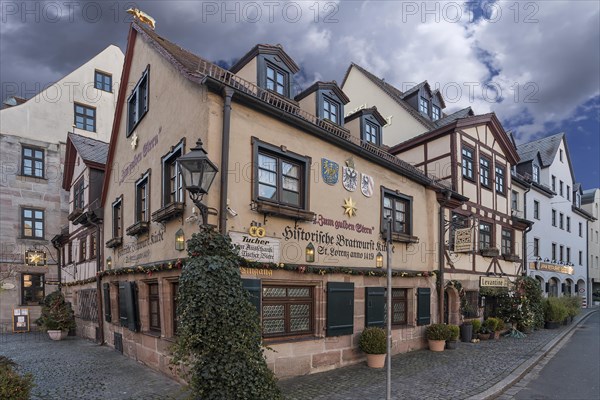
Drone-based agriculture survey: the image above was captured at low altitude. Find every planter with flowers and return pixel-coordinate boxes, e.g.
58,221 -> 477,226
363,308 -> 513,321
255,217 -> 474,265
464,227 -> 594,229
359,327 -> 387,368
426,324 -> 451,352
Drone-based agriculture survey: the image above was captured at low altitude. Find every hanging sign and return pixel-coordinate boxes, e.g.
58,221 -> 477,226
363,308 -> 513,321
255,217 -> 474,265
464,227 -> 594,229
229,232 -> 280,263
480,276 -> 509,288
453,228 -> 472,252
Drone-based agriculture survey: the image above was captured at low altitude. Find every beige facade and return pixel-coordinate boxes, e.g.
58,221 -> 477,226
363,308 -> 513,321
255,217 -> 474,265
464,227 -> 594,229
96,23 -> 465,379
0,46 -> 122,331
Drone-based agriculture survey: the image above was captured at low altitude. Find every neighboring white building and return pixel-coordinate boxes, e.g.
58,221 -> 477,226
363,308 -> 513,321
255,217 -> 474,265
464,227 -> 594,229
0,45 -> 123,330
582,188 -> 600,304
515,133 -> 593,304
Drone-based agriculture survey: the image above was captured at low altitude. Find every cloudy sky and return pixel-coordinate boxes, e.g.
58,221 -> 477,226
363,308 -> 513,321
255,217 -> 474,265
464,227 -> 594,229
1,0 -> 599,188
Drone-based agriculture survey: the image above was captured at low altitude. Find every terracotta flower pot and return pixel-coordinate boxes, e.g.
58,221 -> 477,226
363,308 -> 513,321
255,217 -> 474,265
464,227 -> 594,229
428,339 -> 446,352
48,330 -> 67,341
366,353 -> 386,368
478,333 -> 491,340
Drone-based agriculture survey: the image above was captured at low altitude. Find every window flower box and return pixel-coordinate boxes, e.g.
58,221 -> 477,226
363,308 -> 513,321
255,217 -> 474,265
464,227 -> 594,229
151,202 -> 185,223
503,254 -> 520,262
126,221 -> 150,236
106,237 -> 123,248
480,248 -> 499,257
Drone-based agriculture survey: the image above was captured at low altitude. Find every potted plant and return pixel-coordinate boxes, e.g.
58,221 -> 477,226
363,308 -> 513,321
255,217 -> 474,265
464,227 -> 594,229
425,324 -> 451,352
563,296 -> 581,324
543,297 -> 568,329
35,291 -> 75,340
484,317 -> 500,339
446,325 -> 460,350
359,327 -> 387,368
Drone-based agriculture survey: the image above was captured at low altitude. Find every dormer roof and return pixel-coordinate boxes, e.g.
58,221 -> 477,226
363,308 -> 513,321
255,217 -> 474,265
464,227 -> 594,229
229,44 -> 300,74
400,81 -> 430,99
516,132 -> 575,180
294,81 -> 350,104
62,133 -> 108,190
344,106 -> 387,126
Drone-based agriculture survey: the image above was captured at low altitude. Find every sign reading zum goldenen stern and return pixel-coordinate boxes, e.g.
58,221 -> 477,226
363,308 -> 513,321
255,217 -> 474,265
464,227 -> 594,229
480,276 -> 509,288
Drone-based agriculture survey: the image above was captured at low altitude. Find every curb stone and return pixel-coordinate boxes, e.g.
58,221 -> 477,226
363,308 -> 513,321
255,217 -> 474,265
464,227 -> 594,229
467,309 -> 599,400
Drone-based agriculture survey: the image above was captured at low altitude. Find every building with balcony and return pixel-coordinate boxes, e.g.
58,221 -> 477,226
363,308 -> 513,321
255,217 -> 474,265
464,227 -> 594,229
0,46 -> 123,330
514,133 -> 593,303
98,22 -> 465,379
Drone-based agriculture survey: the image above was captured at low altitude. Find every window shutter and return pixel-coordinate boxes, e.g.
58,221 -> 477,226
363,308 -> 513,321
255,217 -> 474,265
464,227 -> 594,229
242,278 -> 261,319
327,282 -> 354,336
365,287 -> 385,328
119,281 -> 139,332
416,288 -> 431,326
545,283 -> 549,293
103,283 -> 111,322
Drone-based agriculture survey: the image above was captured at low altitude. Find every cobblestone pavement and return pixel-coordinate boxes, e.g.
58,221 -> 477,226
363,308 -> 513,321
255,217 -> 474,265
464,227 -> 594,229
0,332 -> 187,400
279,310 -> 598,400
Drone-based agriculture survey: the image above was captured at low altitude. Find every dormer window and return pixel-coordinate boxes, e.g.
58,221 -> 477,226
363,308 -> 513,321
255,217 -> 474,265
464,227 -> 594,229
364,121 -> 380,145
432,105 -> 440,121
575,193 -> 581,207
532,165 -> 539,183
419,97 -> 429,114
323,96 -> 340,124
266,63 -> 286,96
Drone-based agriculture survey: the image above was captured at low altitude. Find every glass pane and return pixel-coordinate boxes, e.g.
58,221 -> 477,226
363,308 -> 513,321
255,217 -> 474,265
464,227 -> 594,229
281,162 -> 298,177
263,319 -> 285,334
276,73 -> 284,84
392,289 -> 406,298
263,304 -> 284,318
24,209 -> 32,218
263,287 -> 286,297
258,154 -> 276,171
267,67 -> 274,79
290,318 -> 309,332
35,221 -> 43,230
35,161 -> 43,170
34,150 -> 43,159
288,287 -> 309,297
24,148 -> 32,157
282,176 -> 298,191
76,105 -> 83,113
395,211 -> 404,222
86,108 -> 94,116
395,200 -> 404,211
383,197 -> 391,208
35,229 -> 43,237
282,190 -> 299,206
258,169 -> 276,185
290,304 -> 309,318
258,184 -> 277,200
383,209 -> 391,218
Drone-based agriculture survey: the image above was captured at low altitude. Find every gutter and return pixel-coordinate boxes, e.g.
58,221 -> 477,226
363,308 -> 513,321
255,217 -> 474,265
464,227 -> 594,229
438,190 -> 452,322
219,87 -> 234,235
522,182 -> 533,276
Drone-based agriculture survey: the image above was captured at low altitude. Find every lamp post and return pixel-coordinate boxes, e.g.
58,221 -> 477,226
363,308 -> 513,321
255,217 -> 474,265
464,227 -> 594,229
384,216 -> 392,400
176,139 -> 219,225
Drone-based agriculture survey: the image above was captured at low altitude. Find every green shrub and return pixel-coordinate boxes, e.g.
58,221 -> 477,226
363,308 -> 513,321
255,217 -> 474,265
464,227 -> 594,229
562,296 -> 581,317
495,319 -> 505,331
171,226 -> 282,400
359,327 -> 387,354
448,325 -> 460,341
0,356 -> 34,400
425,324 -> 451,341
483,317 -> 499,332
544,297 -> 568,322
35,291 -> 75,332
471,319 -> 481,334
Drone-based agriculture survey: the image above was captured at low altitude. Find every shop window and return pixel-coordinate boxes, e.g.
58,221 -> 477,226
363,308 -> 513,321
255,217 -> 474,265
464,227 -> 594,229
148,282 -> 161,333
21,273 -> 44,305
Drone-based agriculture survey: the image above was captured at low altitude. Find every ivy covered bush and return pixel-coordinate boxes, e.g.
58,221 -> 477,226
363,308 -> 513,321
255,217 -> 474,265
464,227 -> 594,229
0,356 -> 34,400
171,226 -> 282,400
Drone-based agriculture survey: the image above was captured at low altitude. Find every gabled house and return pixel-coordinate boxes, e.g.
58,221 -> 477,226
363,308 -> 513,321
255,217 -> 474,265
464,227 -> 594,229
515,133 -> 594,303
99,21 -> 465,379
0,45 -> 123,329
581,188 -> 600,303
58,133 -> 109,340
341,63 -> 474,146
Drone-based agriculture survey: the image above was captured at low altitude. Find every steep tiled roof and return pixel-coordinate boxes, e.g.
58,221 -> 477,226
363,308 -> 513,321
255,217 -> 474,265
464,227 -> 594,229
432,107 -> 473,128
343,63 -> 434,130
400,81 -> 428,99
582,188 -> 598,204
69,133 -> 109,165
516,132 -> 565,167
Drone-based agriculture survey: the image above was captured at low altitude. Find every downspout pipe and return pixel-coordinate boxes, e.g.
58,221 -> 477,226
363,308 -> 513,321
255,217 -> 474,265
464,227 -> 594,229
438,190 -> 451,323
522,182 -> 532,276
219,87 -> 234,235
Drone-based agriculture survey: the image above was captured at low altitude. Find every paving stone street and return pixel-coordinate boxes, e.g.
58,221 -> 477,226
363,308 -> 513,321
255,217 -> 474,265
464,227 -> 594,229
1,309 -> 595,400
0,331 -> 187,400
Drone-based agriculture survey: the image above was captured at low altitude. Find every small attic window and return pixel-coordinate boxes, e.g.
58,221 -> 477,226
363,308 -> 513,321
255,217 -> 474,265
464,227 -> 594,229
419,97 -> 429,115
432,105 -> 441,121
559,149 -> 563,162
266,62 -> 287,96
323,96 -> 340,124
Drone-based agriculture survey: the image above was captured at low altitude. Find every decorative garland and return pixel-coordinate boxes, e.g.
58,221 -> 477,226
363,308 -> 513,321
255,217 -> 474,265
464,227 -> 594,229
445,279 -> 465,297
61,257 -> 436,287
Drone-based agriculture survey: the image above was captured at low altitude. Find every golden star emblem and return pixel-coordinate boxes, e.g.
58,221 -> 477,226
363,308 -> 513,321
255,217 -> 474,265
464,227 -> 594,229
342,197 -> 357,218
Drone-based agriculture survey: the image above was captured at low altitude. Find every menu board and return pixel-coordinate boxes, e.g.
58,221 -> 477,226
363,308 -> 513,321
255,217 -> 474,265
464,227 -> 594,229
13,307 -> 30,333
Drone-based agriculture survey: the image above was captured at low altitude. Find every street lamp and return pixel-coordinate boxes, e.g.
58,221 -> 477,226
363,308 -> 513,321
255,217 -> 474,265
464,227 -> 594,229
176,139 -> 219,225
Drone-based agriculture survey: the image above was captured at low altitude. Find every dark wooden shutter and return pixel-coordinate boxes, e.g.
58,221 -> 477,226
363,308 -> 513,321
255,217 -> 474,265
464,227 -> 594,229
365,287 -> 385,328
416,288 -> 431,326
118,281 -> 139,332
242,279 -> 261,318
103,283 -> 111,322
327,282 -> 354,336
